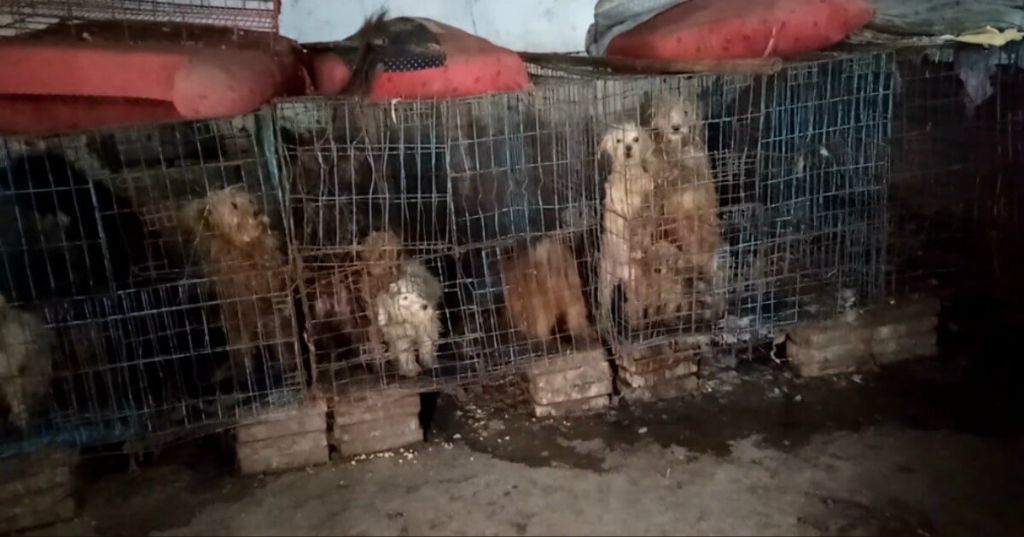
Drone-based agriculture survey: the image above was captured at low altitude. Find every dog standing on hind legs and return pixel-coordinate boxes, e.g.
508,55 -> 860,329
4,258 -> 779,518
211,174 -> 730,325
648,91 -> 727,320
598,122 -> 659,319
181,186 -> 290,385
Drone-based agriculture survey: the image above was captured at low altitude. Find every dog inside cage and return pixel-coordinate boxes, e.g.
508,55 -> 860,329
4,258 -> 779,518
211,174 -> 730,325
0,115 -> 303,450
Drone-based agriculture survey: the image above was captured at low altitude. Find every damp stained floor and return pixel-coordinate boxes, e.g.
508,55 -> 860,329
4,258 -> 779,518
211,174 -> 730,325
26,339 -> 1024,536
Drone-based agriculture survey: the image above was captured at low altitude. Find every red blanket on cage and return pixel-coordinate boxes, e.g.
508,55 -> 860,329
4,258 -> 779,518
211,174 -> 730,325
606,0 -> 875,61
0,21 -> 307,134
306,17 -> 531,100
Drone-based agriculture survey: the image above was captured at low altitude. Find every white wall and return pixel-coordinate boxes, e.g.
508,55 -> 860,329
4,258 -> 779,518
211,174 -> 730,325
279,0 -> 594,53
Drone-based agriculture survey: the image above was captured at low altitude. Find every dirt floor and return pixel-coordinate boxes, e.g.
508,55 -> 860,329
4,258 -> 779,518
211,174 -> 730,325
25,337 -> 1024,537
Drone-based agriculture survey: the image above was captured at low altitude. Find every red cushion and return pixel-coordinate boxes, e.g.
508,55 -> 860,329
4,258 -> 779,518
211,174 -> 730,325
0,96 -> 181,135
606,0 -> 875,61
0,39 -> 304,125
308,18 -> 531,100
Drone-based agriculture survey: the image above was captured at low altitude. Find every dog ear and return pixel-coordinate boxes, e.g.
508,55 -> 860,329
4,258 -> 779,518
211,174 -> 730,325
599,128 -> 617,160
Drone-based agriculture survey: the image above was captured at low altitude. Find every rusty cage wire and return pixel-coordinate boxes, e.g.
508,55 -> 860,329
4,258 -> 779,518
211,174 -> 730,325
0,111 -> 304,457
887,43 -> 1024,306
531,50 -> 894,358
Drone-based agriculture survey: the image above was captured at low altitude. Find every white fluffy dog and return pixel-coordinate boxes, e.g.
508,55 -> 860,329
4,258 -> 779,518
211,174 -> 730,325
598,122 -> 658,315
373,259 -> 443,378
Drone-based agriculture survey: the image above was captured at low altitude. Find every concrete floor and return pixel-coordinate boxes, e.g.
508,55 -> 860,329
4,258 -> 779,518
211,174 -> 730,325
29,352 -> 1024,536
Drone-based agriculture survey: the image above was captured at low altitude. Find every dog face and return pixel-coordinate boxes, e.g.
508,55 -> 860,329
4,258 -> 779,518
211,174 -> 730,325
380,279 -> 435,330
360,230 -> 404,275
600,122 -> 653,166
651,97 -> 704,148
204,188 -> 268,244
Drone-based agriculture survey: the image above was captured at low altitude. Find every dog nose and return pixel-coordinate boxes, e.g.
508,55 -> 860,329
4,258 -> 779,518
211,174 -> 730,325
625,145 -> 633,156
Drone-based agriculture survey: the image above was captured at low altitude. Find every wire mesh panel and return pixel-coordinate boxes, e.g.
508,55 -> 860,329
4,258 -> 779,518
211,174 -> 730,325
888,44 -> 1024,301
446,81 -> 602,378
279,81 -> 603,402
0,110 -> 303,457
0,0 -> 279,37
561,51 -> 893,354
279,97 -> 461,402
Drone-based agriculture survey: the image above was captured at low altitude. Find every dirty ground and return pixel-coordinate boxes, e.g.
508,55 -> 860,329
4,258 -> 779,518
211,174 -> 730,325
25,347 -> 1024,536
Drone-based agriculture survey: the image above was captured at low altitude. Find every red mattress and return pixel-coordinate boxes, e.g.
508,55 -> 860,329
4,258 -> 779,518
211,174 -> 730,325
607,0 -> 875,61
307,17 -> 531,100
0,21 -> 307,134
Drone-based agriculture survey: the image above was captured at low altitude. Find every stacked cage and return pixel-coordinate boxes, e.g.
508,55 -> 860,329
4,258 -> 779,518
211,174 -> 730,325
0,112 -> 303,457
888,43 -> 1024,302
533,50 -> 894,362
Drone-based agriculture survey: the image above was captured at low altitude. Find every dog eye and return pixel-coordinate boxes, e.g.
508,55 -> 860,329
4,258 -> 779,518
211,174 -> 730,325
616,138 -> 621,143
632,136 -> 639,143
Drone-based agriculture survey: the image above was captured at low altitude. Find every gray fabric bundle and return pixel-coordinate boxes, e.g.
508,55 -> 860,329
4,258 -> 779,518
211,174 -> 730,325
868,0 -> 1024,35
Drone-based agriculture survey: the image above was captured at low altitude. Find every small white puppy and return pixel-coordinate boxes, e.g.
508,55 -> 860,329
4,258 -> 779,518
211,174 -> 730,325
373,259 -> 442,377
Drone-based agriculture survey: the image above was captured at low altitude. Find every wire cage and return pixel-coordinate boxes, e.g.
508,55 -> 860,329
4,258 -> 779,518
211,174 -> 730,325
887,43 -> 1024,304
0,110 -> 304,457
279,97 -> 461,401
278,80 -> 603,402
446,81 -> 602,376
533,50 -> 894,356
0,0 -> 279,38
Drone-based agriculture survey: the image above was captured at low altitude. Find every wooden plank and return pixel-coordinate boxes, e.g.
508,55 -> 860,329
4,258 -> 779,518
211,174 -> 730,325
0,487 -> 74,534
620,375 -> 699,402
236,402 -> 327,443
0,466 -> 71,502
617,349 -> 700,376
334,394 -> 420,428
873,317 -> 938,342
620,360 -> 698,388
335,414 -> 421,445
529,363 -> 613,406
0,449 -> 75,485
534,395 -> 610,418
788,320 -> 872,348
617,335 -> 710,362
236,430 -> 329,476
873,338 -> 939,366
789,296 -> 940,348
334,384 -> 421,408
525,347 -> 608,377
337,422 -> 423,457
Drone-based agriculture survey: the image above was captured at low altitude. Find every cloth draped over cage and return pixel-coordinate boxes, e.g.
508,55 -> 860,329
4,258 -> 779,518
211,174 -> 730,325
302,15 -> 531,99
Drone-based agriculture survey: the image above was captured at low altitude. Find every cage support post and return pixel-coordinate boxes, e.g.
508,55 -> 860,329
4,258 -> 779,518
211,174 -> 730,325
786,294 -> 940,377
0,448 -> 77,534
526,346 -> 613,418
234,398 -> 329,475
330,387 -> 424,457
615,335 -> 707,402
